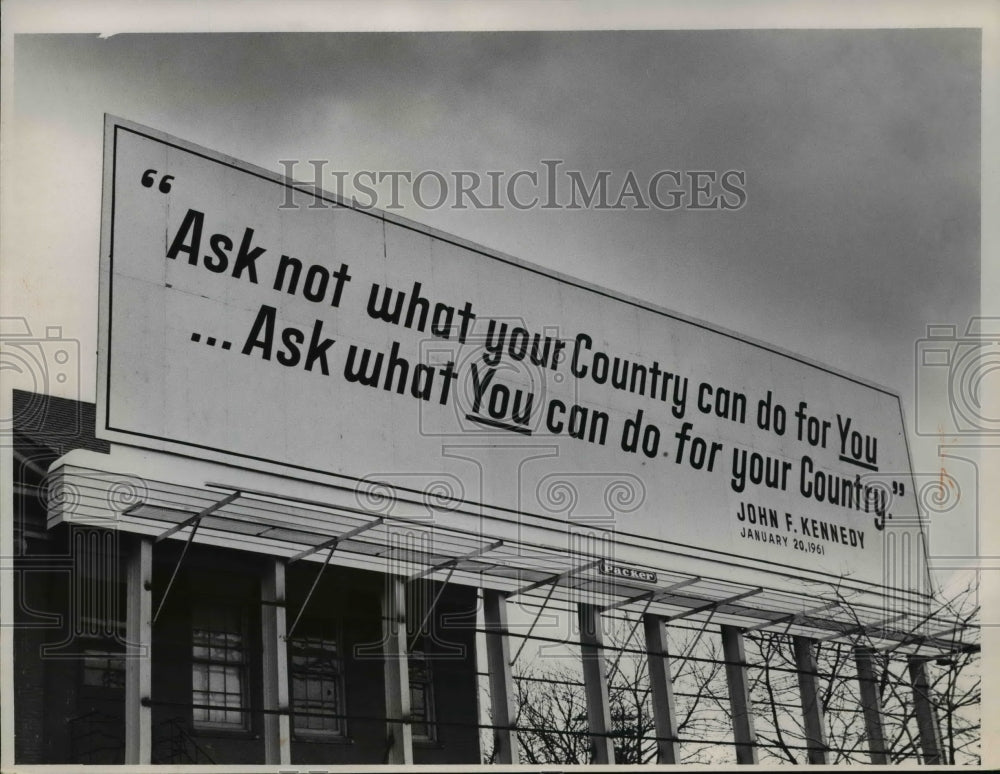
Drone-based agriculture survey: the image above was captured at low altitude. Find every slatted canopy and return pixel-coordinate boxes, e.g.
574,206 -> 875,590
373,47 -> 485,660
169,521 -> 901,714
47,460 -> 976,657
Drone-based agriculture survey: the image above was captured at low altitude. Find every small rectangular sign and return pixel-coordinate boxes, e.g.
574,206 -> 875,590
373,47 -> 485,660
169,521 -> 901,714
598,561 -> 658,584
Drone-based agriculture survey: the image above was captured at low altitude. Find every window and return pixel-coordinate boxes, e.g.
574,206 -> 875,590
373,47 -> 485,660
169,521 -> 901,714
82,649 -> 125,689
408,649 -> 436,741
73,530 -> 126,692
191,604 -> 248,730
289,627 -> 346,737
78,614 -> 126,690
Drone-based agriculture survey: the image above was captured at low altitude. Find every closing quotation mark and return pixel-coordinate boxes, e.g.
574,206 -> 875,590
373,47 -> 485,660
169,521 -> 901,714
140,168 -> 174,193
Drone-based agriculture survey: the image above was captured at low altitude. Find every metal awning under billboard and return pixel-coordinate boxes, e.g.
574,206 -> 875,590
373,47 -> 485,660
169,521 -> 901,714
46,460 -> 975,657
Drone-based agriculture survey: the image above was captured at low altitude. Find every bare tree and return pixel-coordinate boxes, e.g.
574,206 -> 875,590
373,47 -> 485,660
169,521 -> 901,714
503,617 -> 734,764
491,581 -> 979,765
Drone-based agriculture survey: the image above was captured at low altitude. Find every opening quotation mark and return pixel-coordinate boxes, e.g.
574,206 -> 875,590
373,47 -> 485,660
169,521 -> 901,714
141,169 -> 174,193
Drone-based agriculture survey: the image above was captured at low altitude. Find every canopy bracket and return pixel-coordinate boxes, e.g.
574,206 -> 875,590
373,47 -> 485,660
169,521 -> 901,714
506,557 -> 602,599
152,491 -> 241,624
287,517 -> 384,564
664,587 -> 763,623
408,539 -> 503,583
601,576 -> 702,612
155,490 -> 241,544
817,612 -> 909,643
742,601 -> 840,634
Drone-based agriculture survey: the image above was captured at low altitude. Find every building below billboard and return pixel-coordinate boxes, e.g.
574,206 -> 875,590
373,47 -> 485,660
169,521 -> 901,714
10,390 -> 975,767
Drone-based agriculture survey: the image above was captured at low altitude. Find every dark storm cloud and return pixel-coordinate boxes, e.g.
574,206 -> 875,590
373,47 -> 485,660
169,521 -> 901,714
13,28 -> 979,379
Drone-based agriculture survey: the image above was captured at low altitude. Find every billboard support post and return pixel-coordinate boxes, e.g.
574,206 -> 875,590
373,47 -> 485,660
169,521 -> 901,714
382,575 -> 413,765
125,535 -> 152,764
908,655 -> 944,765
483,589 -> 519,764
643,613 -> 681,764
721,625 -> 758,764
854,646 -> 888,764
793,636 -> 829,764
261,558 -> 291,765
578,603 -> 615,764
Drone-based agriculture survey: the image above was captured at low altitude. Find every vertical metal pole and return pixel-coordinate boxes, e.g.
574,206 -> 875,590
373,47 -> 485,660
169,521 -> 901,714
382,575 -> 413,764
721,625 -> 758,764
483,590 -> 519,763
261,559 -> 291,765
578,603 -> 615,764
793,636 -> 828,764
854,647 -> 888,764
908,656 -> 944,765
643,613 -> 681,764
125,535 -> 152,764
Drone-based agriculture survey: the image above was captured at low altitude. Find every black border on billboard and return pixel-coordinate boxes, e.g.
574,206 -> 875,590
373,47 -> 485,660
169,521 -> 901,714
99,115 -> 929,600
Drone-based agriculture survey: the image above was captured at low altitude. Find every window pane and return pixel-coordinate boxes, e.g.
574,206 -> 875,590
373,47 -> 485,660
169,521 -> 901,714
289,631 -> 345,736
191,603 -> 247,730
82,649 -> 126,689
408,649 -> 435,741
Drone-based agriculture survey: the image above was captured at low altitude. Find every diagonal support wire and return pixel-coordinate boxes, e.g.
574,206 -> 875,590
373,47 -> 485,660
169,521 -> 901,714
152,491 -> 241,624
668,591 -> 763,682
509,581 -> 560,666
680,606 -> 720,664
287,518 -> 386,638
659,604 -> 724,689
408,565 -> 457,651
605,597 -> 654,684
288,545 -> 337,639
506,558 -> 602,666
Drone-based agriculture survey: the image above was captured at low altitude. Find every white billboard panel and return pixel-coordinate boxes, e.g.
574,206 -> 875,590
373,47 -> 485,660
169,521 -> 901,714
99,117 -> 924,594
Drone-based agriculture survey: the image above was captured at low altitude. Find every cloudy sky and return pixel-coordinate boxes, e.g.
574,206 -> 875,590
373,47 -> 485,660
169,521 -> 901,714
8,28 -> 981,377
2,3 -> 994,579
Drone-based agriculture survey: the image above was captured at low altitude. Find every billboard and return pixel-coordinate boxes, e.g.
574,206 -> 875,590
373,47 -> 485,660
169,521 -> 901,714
99,117 -> 923,592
